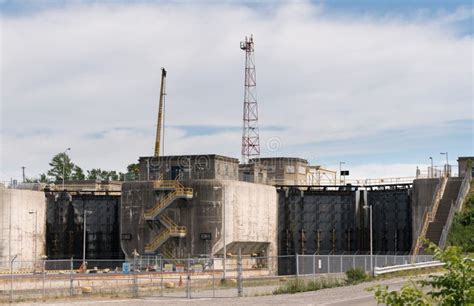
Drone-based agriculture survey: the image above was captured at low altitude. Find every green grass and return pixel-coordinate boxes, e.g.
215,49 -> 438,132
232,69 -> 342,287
272,277 -> 343,294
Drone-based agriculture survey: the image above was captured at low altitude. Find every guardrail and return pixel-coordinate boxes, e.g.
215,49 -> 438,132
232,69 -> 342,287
374,261 -> 444,276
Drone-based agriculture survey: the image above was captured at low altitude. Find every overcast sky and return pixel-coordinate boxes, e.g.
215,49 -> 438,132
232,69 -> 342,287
1,0 -> 473,182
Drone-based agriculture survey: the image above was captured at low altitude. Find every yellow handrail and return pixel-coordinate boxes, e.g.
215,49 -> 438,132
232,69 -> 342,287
161,245 -> 174,260
160,214 -> 177,228
145,228 -> 171,252
153,180 -> 185,189
144,187 -> 193,219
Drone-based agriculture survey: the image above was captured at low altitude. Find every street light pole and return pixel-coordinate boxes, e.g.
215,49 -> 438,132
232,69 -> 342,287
62,147 -> 71,190
440,152 -> 449,177
429,157 -> 433,178
83,210 -> 92,269
29,211 -> 38,271
339,161 -> 345,185
213,185 -> 226,281
363,205 -> 373,275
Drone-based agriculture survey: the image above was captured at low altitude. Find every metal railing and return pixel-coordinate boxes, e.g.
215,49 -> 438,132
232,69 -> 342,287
439,170 -> 472,248
153,180 -> 185,189
143,187 -> 193,220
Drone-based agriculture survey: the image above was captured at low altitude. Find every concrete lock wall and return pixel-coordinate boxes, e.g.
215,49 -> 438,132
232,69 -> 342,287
0,186 -> 47,270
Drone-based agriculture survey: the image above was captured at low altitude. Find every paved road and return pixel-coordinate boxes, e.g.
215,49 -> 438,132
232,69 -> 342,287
18,276 -> 417,306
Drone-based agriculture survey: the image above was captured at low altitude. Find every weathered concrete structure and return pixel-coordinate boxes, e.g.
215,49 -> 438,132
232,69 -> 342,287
138,155 -> 239,181
458,156 -> 474,178
121,179 -> 277,260
252,157 -> 309,185
0,185 -> 46,270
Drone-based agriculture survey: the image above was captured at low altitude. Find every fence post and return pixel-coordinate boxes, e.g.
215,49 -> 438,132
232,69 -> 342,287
312,255 -> 316,281
352,255 -> 355,270
237,248 -> 243,297
364,256 -> 367,272
327,256 -> 330,274
340,256 -> 343,273
132,254 -> 138,298
160,257 -> 164,297
186,258 -> 191,299
42,259 -> 46,301
211,256 -> 215,298
295,254 -> 299,278
70,257 -> 74,296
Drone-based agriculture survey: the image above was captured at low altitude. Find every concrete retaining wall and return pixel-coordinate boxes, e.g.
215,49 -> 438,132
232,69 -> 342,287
0,186 -> 46,270
411,178 -> 439,246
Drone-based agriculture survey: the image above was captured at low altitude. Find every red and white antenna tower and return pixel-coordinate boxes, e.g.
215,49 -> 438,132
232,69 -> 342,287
240,35 -> 260,164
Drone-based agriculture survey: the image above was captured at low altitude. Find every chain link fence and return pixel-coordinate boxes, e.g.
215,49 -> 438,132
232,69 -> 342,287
296,254 -> 434,276
0,254 -> 434,303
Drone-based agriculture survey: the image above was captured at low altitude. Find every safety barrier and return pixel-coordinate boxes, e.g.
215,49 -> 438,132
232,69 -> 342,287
374,261 -> 444,276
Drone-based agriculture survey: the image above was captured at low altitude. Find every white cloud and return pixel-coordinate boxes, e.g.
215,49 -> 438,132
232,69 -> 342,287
0,1 -> 472,180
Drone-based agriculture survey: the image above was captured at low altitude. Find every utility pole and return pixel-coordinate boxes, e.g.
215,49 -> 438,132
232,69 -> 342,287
240,35 -> 260,164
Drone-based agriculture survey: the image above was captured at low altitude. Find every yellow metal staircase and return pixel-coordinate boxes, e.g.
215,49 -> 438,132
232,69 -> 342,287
160,243 -> 175,261
144,180 -> 192,255
144,181 -> 193,220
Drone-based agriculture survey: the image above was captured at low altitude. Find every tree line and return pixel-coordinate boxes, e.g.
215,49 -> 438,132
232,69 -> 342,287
26,152 -> 140,183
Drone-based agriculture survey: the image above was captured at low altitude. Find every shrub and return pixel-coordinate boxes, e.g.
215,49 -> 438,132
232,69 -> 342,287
346,267 -> 368,284
369,242 -> 474,305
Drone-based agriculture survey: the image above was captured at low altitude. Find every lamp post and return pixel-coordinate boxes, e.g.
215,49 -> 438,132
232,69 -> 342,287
10,254 -> 19,303
429,157 -> 433,178
213,185 -> 226,281
363,205 -> 373,275
29,211 -> 38,271
439,152 -> 449,177
62,147 -> 71,190
83,210 -> 92,269
339,161 -> 345,185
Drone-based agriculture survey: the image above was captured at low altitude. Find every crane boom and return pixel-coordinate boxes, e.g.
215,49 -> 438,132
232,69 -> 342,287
154,67 -> 167,157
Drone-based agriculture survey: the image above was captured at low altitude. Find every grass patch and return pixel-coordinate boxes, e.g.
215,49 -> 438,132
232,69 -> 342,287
272,277 -> 343,294
374,266 -> 444,280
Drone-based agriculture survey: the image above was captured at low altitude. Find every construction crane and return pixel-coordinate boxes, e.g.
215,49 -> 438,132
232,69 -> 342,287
154,68 -> 167,157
